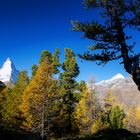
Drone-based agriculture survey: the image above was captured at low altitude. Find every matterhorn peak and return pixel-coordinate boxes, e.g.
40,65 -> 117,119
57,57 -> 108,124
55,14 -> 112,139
0,58 -> 19,84
6,57 -> 11,61
3,57 -> 13,68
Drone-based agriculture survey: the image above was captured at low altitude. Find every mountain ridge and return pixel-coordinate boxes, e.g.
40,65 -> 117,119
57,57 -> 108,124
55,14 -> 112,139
96,73 -> 125,85
95,73 -> 140,107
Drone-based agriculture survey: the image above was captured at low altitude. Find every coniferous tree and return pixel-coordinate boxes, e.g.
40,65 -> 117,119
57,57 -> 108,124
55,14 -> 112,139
20,49 -> 60,139
31,64 -> 38,78
59,48 -> 79,135
1,71 -> 29,130
125,107 -> 140,133
103,90 -> 117,128
0,87 -> 11,128
72,0 -> 140,90
77,80 -> 86,92
109,106 -> 125,130
103,90 -> 125,130
75,84 -> 101,134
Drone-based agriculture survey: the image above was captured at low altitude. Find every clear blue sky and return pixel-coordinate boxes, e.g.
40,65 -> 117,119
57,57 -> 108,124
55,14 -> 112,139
0,0 -> 140,82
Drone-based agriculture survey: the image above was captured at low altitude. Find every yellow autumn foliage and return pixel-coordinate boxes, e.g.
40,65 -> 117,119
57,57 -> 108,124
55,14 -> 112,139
20,52 -> 59,133
75,85 -> 99,134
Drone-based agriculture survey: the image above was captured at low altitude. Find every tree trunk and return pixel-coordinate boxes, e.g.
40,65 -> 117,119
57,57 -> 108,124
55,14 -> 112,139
41,102 -> 45,139
115,16 -> 140,91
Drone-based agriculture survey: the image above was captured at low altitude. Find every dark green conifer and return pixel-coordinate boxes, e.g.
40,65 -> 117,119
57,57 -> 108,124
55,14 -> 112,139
72,0 -> 140,90
59,48 -> 79,135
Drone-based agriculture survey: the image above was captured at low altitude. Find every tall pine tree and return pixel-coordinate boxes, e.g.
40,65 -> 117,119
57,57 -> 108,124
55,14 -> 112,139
72,0 -> 140,90
59,48 -> 79,135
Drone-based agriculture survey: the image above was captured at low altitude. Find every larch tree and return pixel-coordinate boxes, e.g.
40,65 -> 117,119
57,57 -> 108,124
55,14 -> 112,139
59,48 -> 79,135
72,0 -> 140,90
75,81 -> 101,134
125,104 -> 140,133
0,86 -> 11,127
20,49 -> 60,139
1,71 -> 29,130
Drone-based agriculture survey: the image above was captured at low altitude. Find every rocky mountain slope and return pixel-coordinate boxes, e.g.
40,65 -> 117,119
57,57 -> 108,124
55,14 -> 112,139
95,73 -> 140,107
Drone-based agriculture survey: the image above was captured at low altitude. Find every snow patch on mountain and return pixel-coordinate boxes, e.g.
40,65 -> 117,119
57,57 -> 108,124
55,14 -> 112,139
95,73 -> 140,107
96,73 -> 125,85
0,58 -> 19,84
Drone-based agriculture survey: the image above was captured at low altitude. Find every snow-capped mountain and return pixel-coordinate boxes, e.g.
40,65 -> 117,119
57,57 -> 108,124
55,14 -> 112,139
95,73 -> 140,107
96,73 -> 125,85
0,58 -> 19,84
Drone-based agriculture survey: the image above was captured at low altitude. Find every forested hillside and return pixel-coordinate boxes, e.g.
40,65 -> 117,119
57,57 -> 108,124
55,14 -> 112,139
0,49 -> 140,140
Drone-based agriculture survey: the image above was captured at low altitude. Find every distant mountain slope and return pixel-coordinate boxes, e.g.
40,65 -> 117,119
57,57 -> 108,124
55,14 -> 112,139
0,58 -> 19,85
95,73 -> 140,107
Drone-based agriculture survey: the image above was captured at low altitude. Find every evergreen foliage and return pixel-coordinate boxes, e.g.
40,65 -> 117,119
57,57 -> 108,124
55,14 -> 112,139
72,0 -> 140,90
109,106 -> 125,130
77,80 -> 86,92
103,91 -> 125,130
31,64 -> 38,78
59,48 -> 79,135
